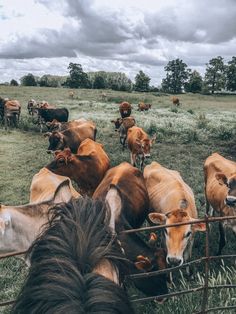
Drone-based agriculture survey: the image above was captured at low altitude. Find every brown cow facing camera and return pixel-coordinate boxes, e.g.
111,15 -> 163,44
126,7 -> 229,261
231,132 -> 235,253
119,101 -> 132,118
127,126 -> 156,170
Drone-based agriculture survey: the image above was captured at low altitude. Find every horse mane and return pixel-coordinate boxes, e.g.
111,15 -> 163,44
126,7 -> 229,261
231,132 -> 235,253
12,197 -> 134,314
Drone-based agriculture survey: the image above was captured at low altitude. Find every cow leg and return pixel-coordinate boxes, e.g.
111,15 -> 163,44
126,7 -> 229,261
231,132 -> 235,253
105,187 -> 122,234
131,153 -> 136,167
140,156 -> 145,171
184,238 -> 194,276
217,222 -> 226,255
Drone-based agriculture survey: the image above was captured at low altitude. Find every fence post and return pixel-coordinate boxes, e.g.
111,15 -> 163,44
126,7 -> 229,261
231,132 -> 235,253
200,214 -> 210,313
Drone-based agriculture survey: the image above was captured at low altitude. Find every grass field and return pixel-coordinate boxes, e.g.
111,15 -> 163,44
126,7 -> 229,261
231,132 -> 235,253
0,86 -> 236,313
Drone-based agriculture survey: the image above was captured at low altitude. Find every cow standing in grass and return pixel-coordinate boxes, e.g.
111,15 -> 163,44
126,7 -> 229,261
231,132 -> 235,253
119,101 -> 131,118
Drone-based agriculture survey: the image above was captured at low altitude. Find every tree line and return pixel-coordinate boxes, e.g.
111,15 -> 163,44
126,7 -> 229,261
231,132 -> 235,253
7,56 -> 236,94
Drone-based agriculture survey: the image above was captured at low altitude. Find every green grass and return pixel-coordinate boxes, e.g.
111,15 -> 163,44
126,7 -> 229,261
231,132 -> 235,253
0,86 -> 236,313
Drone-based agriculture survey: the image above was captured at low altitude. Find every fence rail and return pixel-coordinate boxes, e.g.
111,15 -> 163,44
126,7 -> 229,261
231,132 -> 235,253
0,215 -> 235,313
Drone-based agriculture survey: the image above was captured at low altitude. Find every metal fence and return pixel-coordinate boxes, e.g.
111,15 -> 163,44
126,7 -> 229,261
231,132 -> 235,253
0,215 -> 235,313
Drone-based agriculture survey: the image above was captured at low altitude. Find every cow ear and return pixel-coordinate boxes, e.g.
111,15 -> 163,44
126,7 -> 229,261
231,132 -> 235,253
148,232 -> 158,246
44,132 -> 52,138
135,256 -> 152,271
148,212 -> 166,225
215,173 -> 228,186
192,221 -> 206,232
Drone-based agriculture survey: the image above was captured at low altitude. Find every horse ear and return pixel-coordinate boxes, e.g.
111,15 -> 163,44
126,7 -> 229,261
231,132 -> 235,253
148,212 -> 166,225
135,255 -> 152,271
215,173 -> 228,186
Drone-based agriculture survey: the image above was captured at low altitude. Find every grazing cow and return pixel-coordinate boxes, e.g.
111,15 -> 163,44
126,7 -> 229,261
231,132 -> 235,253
93,162 -> 169,298
0,180 -> 80,254
204,153 -> 236,254
69,90 -> 75,99
127,126 -> 156,170
12,198 -> 134,314
46,139 -> 110,196
30,167 -> 80,203
3,100 -> 21,129
119,101 -> 132,118
172,96 -> 180,106
46,118 -> 88,132
27,99 -> 37,115
45,121 -> 97,153
0,97 -> 8,121
37,107 -> 69,132
144,162 -> 206,267
138,102 -> 152,111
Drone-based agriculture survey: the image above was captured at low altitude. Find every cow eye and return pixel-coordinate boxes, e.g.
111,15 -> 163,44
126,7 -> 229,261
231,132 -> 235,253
58,158 -> 65,164
185,231 -> 192,238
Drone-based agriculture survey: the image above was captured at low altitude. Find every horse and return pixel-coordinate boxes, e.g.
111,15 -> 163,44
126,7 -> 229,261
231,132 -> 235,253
12,197 -> 134,314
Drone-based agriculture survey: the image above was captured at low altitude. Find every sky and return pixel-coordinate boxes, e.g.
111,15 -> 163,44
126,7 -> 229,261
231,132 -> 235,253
0,0 -> 236,85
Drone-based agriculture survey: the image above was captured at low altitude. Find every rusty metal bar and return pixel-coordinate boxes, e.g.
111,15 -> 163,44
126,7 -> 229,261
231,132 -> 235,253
130,284 -> 236,303
127,254 -> 236,279
0,250 -> 27,260
201,215 -> 210,313
121,215 -> 236,234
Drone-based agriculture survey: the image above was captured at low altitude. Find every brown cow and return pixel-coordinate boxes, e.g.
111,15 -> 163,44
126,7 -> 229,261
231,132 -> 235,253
38,101 -> 55,109
144,162 -> 206,267
46,118 -> 88,132
119,101 -> 131,118
46,139 -> 110,195
111,117 -> 136,150
45,121 -> 97,153
138,102 -> 152,111
27,99 -> 37,115
172,96 -> 180,106
4,100 -> 21,129
204,152 -> 236,254
93,162 -> 169,299
127,126 -> 156,170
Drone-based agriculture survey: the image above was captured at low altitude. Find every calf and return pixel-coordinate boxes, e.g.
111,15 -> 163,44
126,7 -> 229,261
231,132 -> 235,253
138,102 -> 152,111
45,121 -> 96,153
111,117 -> 136,150
46,139 -> 110,196
37,107 -> 69,132
127,126 -> 156,170
144,162 -> 206,267
119,101 -> 132,118
204,152 -> 236,254
93,162 -> 168,298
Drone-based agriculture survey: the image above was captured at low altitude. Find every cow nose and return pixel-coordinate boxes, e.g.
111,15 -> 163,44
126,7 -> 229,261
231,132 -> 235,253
226,197 -> 236,207
145,154 -> 151,158
167,256 -> 182,267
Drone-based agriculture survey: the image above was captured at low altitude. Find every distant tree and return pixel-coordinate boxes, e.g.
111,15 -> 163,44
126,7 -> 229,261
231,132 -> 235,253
161,59 -> 190,93
185,70 -> 203,93
134,70 -> 151,92
225,56 -> 236,92
66,63 -> 91,88
39,75 -> 67,88
93,75 -> 106,89
204,56 -> 226,94
10,79 -> 19,86
20,73 -> 37,86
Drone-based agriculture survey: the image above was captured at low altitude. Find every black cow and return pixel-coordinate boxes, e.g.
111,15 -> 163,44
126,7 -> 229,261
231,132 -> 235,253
37,108 -> 69,132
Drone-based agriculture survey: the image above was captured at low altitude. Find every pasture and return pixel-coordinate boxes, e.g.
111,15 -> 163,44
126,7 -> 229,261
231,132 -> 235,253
0,86 -> 236,313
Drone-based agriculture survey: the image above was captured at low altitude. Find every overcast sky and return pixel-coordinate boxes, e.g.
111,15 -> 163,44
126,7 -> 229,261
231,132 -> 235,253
0,0 -> 236,85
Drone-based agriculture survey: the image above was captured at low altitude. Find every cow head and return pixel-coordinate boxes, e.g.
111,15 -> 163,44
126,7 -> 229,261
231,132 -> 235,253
216,172 -> 236,207
111,118 -> 123,131
44,131 -> 64,153
46,119 -> 61,131
135,134 -> 156,158
149,209 -> 206,266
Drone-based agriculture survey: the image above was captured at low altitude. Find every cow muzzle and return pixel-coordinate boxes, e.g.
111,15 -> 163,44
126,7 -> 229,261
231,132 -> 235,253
226,197 -> 236,207
144,154 -> 151,158
166,256 -> 183,267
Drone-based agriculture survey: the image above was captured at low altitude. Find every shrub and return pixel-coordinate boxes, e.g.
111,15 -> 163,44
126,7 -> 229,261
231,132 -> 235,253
187,109 -> 195,115
196,113 -> 209,129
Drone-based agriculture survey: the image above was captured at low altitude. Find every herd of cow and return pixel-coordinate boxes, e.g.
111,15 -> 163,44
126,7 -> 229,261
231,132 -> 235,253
1,96 -> 236,312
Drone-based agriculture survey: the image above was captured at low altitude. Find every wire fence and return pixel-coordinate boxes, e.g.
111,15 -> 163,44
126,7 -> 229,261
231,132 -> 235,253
0,215 -> 235,313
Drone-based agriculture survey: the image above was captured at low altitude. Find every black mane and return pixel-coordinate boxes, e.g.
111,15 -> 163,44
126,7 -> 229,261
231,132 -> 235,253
12,197 -> 133,314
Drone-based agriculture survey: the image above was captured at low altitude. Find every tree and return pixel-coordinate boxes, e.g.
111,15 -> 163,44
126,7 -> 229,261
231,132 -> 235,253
93,75 -> 106,89
225,56 -> 236,92
185,70 -> 203,93
134,71 -> 150,92
20,73 -> 37,86
10,79 -> 19,86
204,56 -> 225,94
66,63 -> 91,88
161,59 -> 190,93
